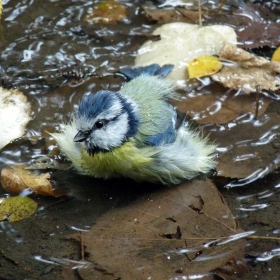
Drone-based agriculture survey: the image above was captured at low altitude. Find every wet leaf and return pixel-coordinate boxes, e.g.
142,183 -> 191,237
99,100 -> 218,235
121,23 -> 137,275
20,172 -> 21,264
272,47 -> 280,62
188,56 -> 222,79
27,156 -> 72,171
84,1 -> 127,25
1,166 -> 67,197
0,87 -> 31,150
0,196 -> 37,222
143,5 -> 201,24
172,84 -> 271,124
212,43 -> 280,94
73,179 -> 246,279
135,23 -> 237,86
208,111 -> 280,180
233,5 -> 280,48
144,3 -> 280,49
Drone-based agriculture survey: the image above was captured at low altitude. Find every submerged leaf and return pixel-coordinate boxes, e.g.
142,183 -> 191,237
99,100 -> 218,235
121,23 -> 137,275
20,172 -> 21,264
188,56 -> 222,78
172,86 -> 270,124
208,111 -> 280,180
1,166 -> 67,197
0,196 -> 37,222
73,180 -> 246,279
233,5 -> 280,48
143,5 -> 201,24
0,87 -> 31,150
84,1 -> 127,25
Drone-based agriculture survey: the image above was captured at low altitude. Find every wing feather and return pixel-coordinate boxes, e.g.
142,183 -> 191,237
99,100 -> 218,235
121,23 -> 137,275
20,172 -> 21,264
120,75 -> 178,145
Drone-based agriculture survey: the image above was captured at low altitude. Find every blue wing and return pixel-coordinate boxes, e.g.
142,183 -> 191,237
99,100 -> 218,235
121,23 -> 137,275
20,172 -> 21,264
116,64 -> 174,81
145,109 -> 186,146
145,119 -> 176,146
118,64 -> 180,147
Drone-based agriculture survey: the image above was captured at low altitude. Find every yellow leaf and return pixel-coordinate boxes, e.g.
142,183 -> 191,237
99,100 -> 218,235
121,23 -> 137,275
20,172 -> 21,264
84,1 -> 127,25
0,196 -> 37,222
0,0 -> 2,19
188,56 -> 222,79
271,47 -> 280,62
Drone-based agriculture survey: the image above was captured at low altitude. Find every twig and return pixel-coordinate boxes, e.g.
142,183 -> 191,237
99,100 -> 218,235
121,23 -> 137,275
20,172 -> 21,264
254,85 -> 260,119
217,0 -> 227,13
80,231 -> 85,260
248,235 -> 280,241
198,0 -> 202,28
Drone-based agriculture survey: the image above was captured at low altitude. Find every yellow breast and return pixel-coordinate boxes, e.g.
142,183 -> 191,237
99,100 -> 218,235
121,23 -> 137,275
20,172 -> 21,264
80,141 -> 155,180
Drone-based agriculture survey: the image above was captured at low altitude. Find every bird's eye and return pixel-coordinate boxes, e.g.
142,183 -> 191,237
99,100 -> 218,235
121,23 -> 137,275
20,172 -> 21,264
95,120 -> 104,129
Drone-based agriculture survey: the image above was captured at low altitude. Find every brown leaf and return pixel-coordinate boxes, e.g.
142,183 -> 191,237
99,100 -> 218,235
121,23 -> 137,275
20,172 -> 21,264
84,1 -> 127,25
204,3 -> 280,48
26,156 -> 72,171
143,5 -> 201,24
1,166 -> 67,197
172,83 -> 270,124
233,4 -> 280,48
72,180 -> 246,279
208,112 -> 280,179
212,43 -> 280,93
143,3 -> 280,48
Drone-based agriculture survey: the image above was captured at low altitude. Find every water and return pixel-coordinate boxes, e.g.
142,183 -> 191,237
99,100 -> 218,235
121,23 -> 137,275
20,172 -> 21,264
1,0 -> 280,279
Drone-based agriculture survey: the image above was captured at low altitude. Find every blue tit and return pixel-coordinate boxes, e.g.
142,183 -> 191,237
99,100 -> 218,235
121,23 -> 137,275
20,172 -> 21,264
51,64 -> 216,184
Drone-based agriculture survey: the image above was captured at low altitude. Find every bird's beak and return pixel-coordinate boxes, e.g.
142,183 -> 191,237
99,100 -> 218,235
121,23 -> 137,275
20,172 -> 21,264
74,130 -> 88,142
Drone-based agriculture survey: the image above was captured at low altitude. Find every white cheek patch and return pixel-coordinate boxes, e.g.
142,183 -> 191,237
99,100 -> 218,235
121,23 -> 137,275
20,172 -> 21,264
91,112 -> 129,150
75,95 -> 133,150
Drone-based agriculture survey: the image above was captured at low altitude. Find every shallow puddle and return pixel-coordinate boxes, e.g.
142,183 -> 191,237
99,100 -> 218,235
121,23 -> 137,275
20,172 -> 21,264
1,0 -> 280,279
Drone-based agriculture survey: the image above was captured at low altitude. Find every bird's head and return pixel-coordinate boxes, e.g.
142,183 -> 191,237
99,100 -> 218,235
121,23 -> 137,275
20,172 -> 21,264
74,90 -> 140,154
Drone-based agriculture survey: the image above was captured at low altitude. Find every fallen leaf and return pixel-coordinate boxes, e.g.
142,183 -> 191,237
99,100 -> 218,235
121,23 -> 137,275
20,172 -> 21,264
84,1 -> 127,25
143,5 -> 201,24
208,111 -> 280,180
172,83 -> 270,124
188,56 -> 222,79
144,3 -> 280,49
72,179 -> 246,279
272,47 -> 280,62
212,43 -> 280,93
0,0 -> 2,19
233,4 -> 280,48
0,87 -> 31,150
135,23 -> 237,86
1,166 -> 67,197
0,196 -> 37,222
26,155 -> 72,171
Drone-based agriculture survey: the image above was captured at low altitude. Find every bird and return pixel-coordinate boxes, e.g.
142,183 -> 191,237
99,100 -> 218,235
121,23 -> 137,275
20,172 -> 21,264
51,64 -> 216,184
